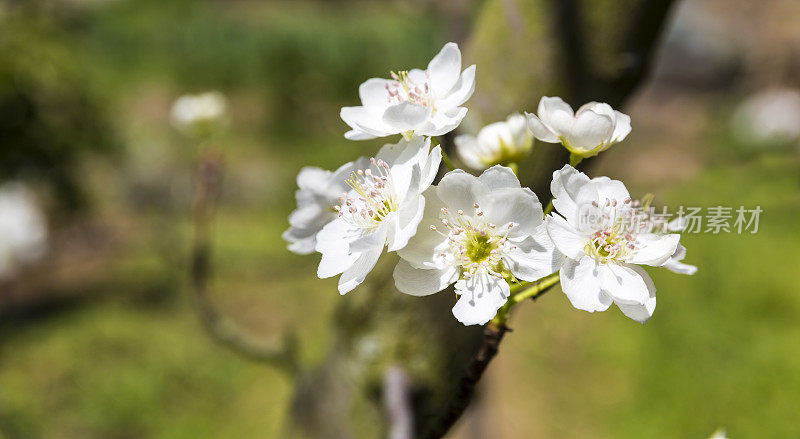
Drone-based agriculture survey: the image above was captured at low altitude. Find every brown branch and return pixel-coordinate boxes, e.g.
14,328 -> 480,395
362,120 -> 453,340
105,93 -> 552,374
421,283 -> 557,439
550,0 -> 595,104
190,152 -> 298,373
605,0 -> 678,107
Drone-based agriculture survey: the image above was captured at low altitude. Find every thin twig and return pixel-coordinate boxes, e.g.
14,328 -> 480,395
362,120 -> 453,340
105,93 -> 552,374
384,366 -> 414,439
191,152 -> 298,374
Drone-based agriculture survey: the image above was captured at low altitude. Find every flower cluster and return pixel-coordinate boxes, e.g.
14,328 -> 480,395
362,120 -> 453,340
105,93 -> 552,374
284,42 -> 695,326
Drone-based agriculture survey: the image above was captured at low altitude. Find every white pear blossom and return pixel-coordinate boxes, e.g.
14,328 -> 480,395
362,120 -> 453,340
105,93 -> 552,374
170,91 -> 228,135
316,136 -> 441,294
283,161 -> 361,255
340,42 -> 476,140
526,96 -> 631,158
455,114 -> 533,170
394,166 -> 559,326
545,165 -> 680,323
0,182 -> 48,280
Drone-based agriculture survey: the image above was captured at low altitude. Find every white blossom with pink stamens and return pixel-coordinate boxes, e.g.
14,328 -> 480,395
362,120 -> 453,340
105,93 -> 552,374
315,136 -> 441,294
545,165 -> 681,323
394,166 -> 559,326
340,42 -> 476,140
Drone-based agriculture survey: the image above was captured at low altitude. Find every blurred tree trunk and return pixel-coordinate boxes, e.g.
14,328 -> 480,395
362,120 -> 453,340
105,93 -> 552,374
287,0 -> 675,437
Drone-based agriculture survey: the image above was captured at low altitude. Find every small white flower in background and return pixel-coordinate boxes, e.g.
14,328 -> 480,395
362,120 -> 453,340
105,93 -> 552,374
170,91 -> 228,136
455,114 -> 533,170
0,182 -> 48,280
340,42 -> 476,140
283,161 -> 361,255
394,166 -> 559,326
316,136 -> 441,294
709,428 -> 727,439
526,96 -> 631,158
545,165 -> 681,323
731,88 -> 800,146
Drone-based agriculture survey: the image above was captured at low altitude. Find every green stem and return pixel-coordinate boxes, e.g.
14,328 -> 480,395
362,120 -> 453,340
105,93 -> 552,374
491,272 -> 561,326
440,147 -> 455,171
569,153 -> 583,167
507,162 -> 519,175
510,272 -> 560,304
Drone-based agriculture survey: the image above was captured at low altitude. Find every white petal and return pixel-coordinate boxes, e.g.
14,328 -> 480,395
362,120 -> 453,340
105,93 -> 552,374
350,220 -> 391,253
387,196 -> 425,252
477,165 -> 521,190
359,78 -> 391,108
420,145 -> 442,192
565,109 -> 614,150
421,106 -> 468,136
436,170 -> 488,214
338,244 -> 384,294
282,228 -> 317,255
615,296 -> 656,324
550,164 -> 593,224
663,243 -> 697,275
599,263 -> 652,304
667,217 -> 687,232
393,260 -> 458,296
296,167 -> 331,190
344,129 -> 378,140
630,233 -> 680,266
538,96 -> 574,136
664,259 -> 697,275
427,42 -> 462,96
397,187 -> 449,268
438,64 -> 476,109
317,242 -> 359,279
455,135 -> 488,170
287,203 -> 326,228
560,256 -> 611,313
611,264 -> 657,323
611,110 -> 631,143
478,186 -> 543,236
525,112 -> 560,143
341,106 -> 392,139
452,272 -> 510,326
591,176 -> 631,205
382,102 -> 431,132
504,226 -> 562,281
376,135 -> 425,165
315,218 -> 359,254
545,214 -> 587,260
377,136 -> 429,201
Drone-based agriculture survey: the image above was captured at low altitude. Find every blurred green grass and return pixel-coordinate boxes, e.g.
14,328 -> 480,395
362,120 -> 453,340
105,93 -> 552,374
1,0 -> 800,438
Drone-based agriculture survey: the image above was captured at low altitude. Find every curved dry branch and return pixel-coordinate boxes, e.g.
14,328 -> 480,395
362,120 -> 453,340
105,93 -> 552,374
190,153 -> 298,374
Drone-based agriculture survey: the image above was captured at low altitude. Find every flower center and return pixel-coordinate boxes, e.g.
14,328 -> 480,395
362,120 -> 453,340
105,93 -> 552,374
430,204 -> 516,280
335,158 -> 398,230
582,197 -> 641,263
386,70 -> 436,111
465,234 -> 494,263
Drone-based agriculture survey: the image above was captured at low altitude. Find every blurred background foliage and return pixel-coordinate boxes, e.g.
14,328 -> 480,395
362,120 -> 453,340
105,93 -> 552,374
0,0 -> 798,438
